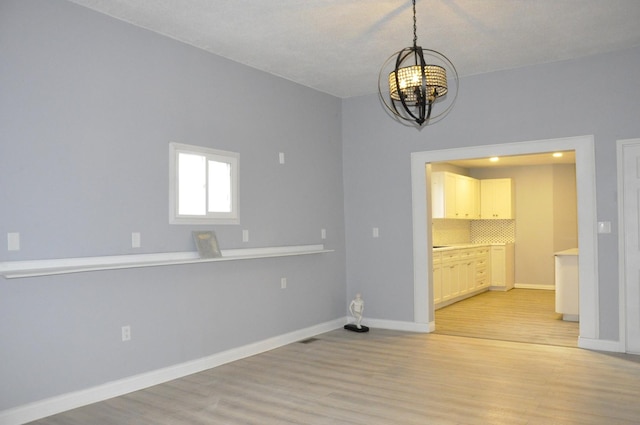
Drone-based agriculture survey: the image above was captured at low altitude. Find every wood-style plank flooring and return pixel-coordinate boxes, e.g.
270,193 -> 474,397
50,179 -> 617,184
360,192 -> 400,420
434,288 -> 579,347
29,325 -> 640,424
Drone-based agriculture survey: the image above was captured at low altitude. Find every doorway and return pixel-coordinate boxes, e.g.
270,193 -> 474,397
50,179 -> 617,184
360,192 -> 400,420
429,153 -> 579,347
410,135 -> 600,349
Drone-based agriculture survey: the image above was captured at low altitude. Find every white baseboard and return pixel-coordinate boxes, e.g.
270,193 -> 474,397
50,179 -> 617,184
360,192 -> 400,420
0,318 -> 346,425
514,283 -> 555,290
578,337 -> 624,353
365,318 -> 433,333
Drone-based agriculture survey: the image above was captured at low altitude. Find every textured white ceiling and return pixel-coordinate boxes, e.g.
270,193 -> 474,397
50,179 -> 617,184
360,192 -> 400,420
65,0 -> 640,98
447,151 -> 576,169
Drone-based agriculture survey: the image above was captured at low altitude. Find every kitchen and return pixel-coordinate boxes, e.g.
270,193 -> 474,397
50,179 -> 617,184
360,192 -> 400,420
429,151 -> 579,345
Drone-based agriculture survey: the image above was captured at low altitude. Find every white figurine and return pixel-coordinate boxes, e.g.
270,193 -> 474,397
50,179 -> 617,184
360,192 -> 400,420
349,293 -> 364,329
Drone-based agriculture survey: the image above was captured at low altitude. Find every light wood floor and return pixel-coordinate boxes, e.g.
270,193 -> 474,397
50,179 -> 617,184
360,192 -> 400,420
434,288 -> 579,347
29,326 -> 640,424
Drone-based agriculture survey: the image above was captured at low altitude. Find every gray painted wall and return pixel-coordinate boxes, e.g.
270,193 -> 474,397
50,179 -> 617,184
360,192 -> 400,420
553,164 -> 579,252
0,0 -> 345,410
342,46 -> 640,338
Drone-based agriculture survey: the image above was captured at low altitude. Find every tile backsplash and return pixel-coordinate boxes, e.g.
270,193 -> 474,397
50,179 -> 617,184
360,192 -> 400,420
432,219 -> 471,245
471,219 -> 515,243
432,219 -> 515,245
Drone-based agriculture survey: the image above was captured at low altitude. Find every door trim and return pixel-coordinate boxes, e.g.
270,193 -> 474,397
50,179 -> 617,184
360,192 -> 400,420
617,138 -> 640,354
411,135 -> 600,345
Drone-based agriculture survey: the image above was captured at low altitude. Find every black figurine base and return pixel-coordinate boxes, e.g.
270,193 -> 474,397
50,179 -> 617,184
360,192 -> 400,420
344,324 -> 369,333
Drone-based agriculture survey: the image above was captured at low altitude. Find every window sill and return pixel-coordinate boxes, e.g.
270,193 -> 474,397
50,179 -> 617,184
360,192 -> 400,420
0,245 -> 333,279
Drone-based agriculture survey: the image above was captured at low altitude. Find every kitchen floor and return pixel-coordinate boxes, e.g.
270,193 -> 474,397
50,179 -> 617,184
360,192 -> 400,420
434,288 -> 579,347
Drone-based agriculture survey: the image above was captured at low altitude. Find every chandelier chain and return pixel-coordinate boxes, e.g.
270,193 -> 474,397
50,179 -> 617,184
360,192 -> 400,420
412,0 -> 417,48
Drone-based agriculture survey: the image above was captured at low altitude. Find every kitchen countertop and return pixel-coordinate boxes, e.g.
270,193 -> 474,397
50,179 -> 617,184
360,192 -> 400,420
433,243 -> 511,251
555,248 -> 579,256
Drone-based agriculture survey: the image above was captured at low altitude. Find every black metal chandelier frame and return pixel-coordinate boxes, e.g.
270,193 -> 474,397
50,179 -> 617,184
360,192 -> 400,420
378,0 -> 458,127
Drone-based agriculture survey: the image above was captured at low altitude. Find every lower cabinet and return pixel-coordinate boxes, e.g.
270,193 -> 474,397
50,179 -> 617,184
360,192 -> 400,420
489,243 -> 515,291
434,244 -> 493,309
475,246 -> 491,290
441,249 -> 460,302
458,248 -> 475,295
433,252 -> 443,305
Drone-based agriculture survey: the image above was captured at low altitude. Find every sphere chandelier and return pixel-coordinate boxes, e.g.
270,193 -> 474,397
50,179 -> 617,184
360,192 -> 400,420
378,0 -> 459,127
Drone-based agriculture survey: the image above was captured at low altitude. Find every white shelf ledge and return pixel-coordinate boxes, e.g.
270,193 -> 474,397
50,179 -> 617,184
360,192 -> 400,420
0,245 -> 333,279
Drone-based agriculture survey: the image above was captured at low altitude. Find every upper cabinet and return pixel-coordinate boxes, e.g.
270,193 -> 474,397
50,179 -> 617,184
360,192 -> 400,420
432,172 -> 480,219
480,178 -> 514,219
431,171 -> 452,218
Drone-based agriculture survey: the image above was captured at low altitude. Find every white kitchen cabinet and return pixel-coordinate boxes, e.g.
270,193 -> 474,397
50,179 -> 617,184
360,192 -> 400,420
554,248 -> 579,321
433,244 -> 511,309
434,245 -> 491,309
432,251 -> 443,305
471,178 -> 481,220
474,246 -> 491,290
458,248 -> 475,295
440,249 -> 460,301
480,178 -> 514,219
432,171 -> 456,219
432,172 -> 480,219
489,243 -> 515,291
455,177 -> 474,219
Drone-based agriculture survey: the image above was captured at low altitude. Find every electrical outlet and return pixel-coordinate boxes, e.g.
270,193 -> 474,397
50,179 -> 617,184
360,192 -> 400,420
121,325 -> 131,342
373,227 -> 380,238
321,228 -> 326,240
242,229 -> 249,242
281,277 -> 287,289
279,152 -> 285,164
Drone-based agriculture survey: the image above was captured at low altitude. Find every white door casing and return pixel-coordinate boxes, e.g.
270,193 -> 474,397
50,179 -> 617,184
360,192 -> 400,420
618,139 -> 640,354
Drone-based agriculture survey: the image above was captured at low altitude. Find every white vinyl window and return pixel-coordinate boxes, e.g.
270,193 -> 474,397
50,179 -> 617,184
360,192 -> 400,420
169,142 -> 239,224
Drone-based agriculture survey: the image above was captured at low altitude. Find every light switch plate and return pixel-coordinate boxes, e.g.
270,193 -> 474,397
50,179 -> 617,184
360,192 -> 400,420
8,233 -> 20,251
597,221 -> 611,234
131,232 -> 141,248
242,229 -> 249,242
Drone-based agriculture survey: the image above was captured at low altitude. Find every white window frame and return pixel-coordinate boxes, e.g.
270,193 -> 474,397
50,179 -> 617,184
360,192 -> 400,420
169,142 -> 240,225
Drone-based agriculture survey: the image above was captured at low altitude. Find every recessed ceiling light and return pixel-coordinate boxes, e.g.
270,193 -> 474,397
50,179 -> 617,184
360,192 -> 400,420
552,152 -> 563,158
489,157 -> 499,162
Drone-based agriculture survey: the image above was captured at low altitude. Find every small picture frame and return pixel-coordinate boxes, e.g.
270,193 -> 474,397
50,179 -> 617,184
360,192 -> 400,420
192,231 -> 222,258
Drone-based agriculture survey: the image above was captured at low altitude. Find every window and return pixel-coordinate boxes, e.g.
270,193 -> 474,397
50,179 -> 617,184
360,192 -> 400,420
169,142 -> 239,224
